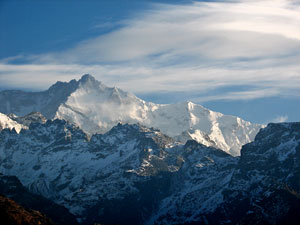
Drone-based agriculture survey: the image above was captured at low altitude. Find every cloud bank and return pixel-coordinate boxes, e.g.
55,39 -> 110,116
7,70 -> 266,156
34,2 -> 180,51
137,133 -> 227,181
1,0 -> 300,102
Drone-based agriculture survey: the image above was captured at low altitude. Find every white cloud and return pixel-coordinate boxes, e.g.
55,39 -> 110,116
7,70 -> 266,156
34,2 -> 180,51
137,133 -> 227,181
1,0 -> 300,102
192,88 -> 281,102
272,115 -> 289,123
30,0 -> 300,64
1,63 -> 300,99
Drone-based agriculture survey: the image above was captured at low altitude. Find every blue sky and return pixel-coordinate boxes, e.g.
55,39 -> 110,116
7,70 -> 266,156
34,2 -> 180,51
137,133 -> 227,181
0,0 -> 300,124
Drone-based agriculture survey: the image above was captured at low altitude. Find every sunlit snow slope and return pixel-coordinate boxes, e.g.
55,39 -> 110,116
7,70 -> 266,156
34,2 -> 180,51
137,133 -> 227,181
55,75 -> 262,156
0,112 -> 26,133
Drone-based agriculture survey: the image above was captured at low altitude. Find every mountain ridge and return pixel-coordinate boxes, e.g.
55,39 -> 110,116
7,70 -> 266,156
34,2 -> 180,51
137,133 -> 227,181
0,112 -> 26,133
0,118 -> 298,224
0,74 -> 263,156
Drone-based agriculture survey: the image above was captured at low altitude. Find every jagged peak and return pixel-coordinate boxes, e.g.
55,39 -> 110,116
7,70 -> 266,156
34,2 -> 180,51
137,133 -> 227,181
24,118 -> 89,141
183,139 -> 232,159
79,74 -> 97,83
184,139 -> 210,151
7,111 -> 47,127
47,74 -> 102,93
77,74 -> 108,92
105,122 -> 163,138
47,79 -> 78,92
106,122 -> 142,134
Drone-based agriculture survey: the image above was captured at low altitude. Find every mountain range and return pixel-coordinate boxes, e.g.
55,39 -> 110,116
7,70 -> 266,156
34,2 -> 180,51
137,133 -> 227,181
0,117 -> 299,224
0,74 -> 299,225
0,74 -> 262,156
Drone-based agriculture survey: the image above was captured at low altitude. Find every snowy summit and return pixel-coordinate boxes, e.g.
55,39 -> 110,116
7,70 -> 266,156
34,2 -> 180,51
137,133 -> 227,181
0,74 -> 262,156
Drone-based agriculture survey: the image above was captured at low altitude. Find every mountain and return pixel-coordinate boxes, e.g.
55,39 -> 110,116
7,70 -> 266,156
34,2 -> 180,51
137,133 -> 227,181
0,74 -> 262,156
0,174 -> 78,225
192,122 -> 300,225
0,116 -> 299,224
0,118 -> 237,224
0,78 -> 79,118
0,112 -> 25,133
0,119 -> 180,224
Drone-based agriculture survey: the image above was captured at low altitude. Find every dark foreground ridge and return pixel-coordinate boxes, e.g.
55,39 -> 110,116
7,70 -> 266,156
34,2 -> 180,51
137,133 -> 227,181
0,174 -> 79,225
0,195 -> 56,225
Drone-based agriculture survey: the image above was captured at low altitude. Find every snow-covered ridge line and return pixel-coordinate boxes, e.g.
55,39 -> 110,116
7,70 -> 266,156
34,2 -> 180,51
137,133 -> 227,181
0,74 -> 263,156
0,119 -> 182,221
1,121 -> 297,224
8,112 -> 47,127
0,112 -> 26,133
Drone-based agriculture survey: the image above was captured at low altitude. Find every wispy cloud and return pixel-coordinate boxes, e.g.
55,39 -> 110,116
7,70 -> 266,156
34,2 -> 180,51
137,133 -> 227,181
28,0 -> 300,64
192,88 -> 281,102
272,115 -> 289,123
1,0 -> 300,101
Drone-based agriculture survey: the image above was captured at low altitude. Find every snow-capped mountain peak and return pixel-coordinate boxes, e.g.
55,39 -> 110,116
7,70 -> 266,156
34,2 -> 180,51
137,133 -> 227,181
78,74 -> 103,89
0,74 -> 263,156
